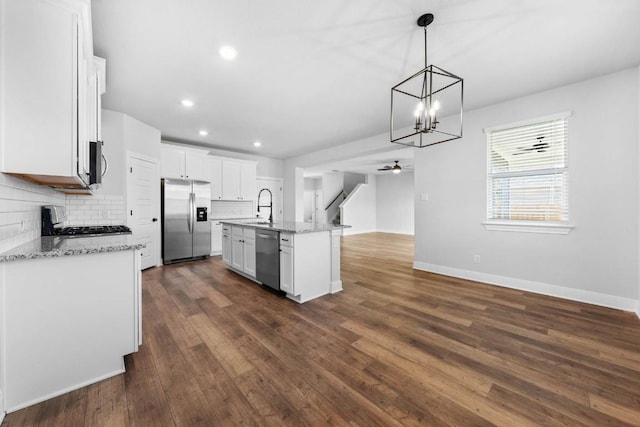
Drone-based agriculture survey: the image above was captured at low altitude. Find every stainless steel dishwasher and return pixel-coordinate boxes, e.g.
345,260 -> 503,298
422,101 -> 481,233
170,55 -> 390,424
256,229 -> 280,291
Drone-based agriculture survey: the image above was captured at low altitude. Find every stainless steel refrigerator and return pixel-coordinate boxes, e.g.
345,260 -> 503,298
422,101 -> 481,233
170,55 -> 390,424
162,179 -> 211,264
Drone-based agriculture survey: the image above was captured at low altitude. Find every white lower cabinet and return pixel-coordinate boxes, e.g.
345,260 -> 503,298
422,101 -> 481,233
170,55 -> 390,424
211,222 -> 222,255
221,225 -> 232,264
243,228 -> 256,277
0,250 -> 140,412
228,226 -> 256,278
279,245 -> 294,295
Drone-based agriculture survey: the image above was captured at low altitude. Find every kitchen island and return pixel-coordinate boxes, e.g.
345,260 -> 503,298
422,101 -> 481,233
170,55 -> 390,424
219,220 -> 347,303
0,236 -> 143,412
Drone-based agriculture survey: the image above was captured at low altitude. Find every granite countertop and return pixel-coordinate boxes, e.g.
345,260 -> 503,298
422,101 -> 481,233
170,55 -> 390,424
0,235 -> 144,263
210,216 -> 256,222
219,220 -> 350,234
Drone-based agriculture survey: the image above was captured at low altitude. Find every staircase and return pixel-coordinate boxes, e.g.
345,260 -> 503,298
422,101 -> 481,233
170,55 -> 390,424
325,190 -> 347,225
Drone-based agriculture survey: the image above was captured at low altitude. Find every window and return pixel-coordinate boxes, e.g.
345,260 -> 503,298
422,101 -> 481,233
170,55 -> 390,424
485,113 -> 571,234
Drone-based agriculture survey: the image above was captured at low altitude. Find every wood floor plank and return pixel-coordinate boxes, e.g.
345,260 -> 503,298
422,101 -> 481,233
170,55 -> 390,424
4,232 -> 640,426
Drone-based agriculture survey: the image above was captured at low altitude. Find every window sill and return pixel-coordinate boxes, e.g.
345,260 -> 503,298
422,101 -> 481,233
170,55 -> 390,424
482,221 -> 573,235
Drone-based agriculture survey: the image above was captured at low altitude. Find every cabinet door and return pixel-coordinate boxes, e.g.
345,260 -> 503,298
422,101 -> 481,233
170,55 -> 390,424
222,232 -> 232,264
240,162 -> 257,201
222,160 -> 241,200
243,238 -> 256,277
211,223 -> 222,255
185,151 -> 208,181
209,157 -> 223,200
160,146 -> 186,179
2,0 -> 80,178
231,236 -> 244,270
279,246 -> 294,294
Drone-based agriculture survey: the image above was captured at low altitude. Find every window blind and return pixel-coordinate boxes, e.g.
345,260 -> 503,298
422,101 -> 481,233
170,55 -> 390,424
487,117 -> 568,222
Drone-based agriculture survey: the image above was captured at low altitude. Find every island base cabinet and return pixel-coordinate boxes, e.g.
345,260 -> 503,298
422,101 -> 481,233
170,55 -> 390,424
1,250 -> 140,412
281,232 -> 331,303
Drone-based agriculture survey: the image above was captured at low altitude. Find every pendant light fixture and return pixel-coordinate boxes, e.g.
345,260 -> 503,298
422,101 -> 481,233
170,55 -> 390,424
390,13 -> 463,148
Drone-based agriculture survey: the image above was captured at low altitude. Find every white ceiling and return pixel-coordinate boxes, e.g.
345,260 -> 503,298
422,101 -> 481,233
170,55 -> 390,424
304,147 -> 415,178
92,0 -> 640,162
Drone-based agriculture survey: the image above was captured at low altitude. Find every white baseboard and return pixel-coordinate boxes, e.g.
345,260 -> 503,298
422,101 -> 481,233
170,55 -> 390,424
330,280 -> 343,294
413,261 -> 639,313
6,366 -> 125,413
374,229 -> 414,235
342,228 -> 377,236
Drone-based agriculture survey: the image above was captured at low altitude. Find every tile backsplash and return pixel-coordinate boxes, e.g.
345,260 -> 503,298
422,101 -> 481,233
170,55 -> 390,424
0,171 -> 128,254
210,200 -> 255,219
0,173 -> 65,254
65,195 -> 126,226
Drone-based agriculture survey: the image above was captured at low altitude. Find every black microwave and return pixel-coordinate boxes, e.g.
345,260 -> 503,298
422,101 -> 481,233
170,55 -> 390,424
89,140 -> 103,185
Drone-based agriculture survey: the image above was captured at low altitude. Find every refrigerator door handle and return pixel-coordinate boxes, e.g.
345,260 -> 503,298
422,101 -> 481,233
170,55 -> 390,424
187,192 -> 193,233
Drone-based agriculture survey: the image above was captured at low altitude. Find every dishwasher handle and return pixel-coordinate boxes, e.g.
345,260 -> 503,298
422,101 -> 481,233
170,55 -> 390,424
257,232 -> 278,239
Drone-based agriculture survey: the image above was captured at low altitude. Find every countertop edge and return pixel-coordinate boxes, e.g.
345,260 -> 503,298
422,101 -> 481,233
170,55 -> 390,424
0,239 -> 145,263
219,220 -> 350,234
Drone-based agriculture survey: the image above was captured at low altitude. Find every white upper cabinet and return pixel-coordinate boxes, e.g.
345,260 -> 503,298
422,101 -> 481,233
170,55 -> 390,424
160,145 -> 208,181
184,151 -> 208,181
1,0 -> 98,189
160,146 -> 185,179
220,159 -> 257,201
240,162 -> 257,201
222,161 -> 241,200
208,157 -> 223,200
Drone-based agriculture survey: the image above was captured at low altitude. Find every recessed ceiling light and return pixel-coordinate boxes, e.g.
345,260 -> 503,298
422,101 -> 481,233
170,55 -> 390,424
181,99 -> 194,107
253,141 -> 261,147
199,130 -> 208,136
219,45 -> 238,61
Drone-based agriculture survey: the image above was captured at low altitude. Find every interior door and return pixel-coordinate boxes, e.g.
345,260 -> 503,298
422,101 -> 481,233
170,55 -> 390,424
128,155 -> 160,269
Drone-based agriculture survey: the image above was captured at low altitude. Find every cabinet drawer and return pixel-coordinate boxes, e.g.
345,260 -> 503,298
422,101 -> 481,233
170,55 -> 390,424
222,225 -> 231,233
243,227 -> 255,240
232,226 -> 243,237
280,233 -> 293,247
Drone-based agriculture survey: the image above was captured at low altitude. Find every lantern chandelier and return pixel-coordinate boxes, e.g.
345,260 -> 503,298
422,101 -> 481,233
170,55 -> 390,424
390,13 -> 463,148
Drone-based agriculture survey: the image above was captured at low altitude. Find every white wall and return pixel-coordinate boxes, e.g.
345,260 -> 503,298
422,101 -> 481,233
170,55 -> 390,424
376,171 -> 414,235
341,176 -> 377,235
99,110 -> 161,197
414,68 -> 639,311
343,172 -> 366,194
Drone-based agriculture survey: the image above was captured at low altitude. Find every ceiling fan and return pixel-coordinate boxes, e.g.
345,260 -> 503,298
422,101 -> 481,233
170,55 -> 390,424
378,161 -> 402,174
513,136 -> 549,155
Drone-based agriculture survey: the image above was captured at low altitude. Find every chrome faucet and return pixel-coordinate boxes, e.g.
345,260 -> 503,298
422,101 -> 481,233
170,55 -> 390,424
257,188 -> 273,223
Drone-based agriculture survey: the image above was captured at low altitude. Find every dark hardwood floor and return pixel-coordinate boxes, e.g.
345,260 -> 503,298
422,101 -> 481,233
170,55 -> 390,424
4,232 -> 640,426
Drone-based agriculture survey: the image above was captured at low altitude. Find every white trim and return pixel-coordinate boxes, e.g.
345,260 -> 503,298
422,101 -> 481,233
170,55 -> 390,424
330,280 -> 343,294
342,228 -> 377,236
374,229 -> 415,236
483,111 -> 572,133
6,366 -> 125,413
482,220 -> 573,234
413,261 -> 638,313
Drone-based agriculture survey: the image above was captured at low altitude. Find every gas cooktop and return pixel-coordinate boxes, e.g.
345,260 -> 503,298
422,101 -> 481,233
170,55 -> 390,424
55,225 -> 132,238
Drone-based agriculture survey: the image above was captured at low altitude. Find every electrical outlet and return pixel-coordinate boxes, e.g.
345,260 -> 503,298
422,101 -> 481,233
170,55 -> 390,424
421,193 -> 429,201
473,254 -> 481,264
102,210 -> 110,220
